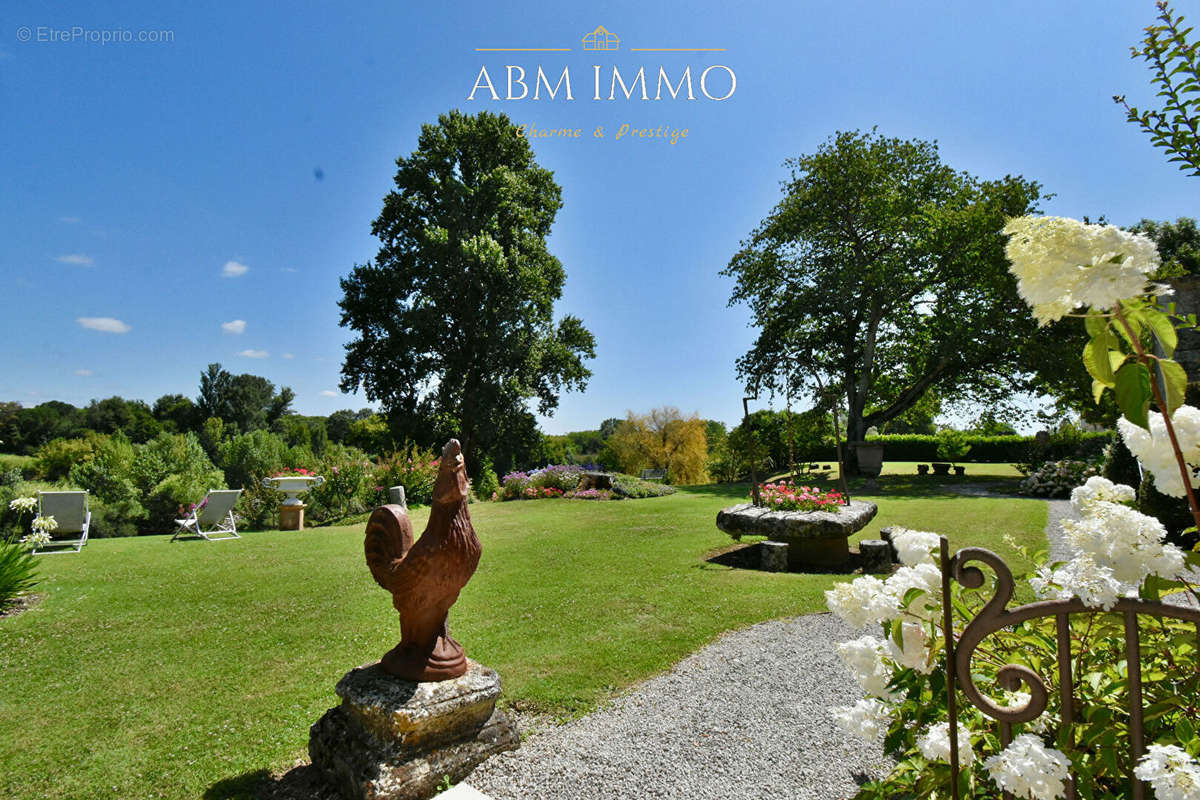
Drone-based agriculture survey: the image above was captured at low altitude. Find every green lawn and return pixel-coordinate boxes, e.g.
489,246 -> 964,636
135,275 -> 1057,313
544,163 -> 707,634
0,481 -> 1047,800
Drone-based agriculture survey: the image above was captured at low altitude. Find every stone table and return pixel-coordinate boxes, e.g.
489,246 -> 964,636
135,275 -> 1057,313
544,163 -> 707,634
715,501 -> 879,570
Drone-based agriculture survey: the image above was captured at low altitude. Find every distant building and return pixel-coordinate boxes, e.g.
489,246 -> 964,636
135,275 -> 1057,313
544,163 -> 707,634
582,26 -> 619,51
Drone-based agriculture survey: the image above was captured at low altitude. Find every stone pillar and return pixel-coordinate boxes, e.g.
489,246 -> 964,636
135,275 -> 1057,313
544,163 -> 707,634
309,660 -> 519,800
859,539 -> 893,574
279,503 -> 306,531
389,485 -> 408,509
759,541 -> 788,572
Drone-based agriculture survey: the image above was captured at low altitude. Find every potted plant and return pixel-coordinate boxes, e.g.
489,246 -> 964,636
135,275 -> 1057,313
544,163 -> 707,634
935,428 -> 972,477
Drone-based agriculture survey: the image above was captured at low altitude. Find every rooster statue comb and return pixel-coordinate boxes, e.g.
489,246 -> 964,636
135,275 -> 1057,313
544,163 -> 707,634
364,439 -> 481,681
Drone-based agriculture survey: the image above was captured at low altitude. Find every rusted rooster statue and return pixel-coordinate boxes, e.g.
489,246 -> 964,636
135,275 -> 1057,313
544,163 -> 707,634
364,439 -> 481,682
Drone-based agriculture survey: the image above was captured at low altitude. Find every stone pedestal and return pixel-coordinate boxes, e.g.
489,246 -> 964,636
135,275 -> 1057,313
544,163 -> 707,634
280,503 -> 306,530
858,539 -> 893,574
310,660 -> 519,800
759,541 -> 788,572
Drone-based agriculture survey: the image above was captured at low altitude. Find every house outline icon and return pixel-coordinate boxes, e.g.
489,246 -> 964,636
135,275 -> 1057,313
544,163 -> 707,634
582,26 -> 619,51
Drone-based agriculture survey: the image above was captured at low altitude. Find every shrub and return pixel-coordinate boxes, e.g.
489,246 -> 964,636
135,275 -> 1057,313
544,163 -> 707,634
499,470 -> 532,501
33,434 -> 105,481
69,433 -> 146,536
934,428 -> 972,464
473,457 -> 500,502
0,538 -> 37,609
1018,459 -> 1099,497
370,442 -> 439,507
610,474 -> 676,499
134,433 -> 226,533
530,464 -> 584,492
306,445 -> 373,522
217,430 -> 291,529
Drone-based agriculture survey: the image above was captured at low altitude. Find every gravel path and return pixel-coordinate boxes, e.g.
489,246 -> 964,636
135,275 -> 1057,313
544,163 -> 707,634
469,615 -> 891,800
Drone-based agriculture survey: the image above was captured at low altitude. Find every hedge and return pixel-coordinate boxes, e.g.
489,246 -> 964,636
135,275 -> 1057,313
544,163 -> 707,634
789,432 -> 1114,464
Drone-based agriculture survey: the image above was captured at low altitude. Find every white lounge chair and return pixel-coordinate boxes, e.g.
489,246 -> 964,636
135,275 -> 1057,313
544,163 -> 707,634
171,489 -> 243,542
33,491 -> 90,555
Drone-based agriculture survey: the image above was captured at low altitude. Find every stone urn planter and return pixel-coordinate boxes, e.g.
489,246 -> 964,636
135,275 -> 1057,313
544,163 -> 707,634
917,464 -> 930,476
851,442 -> 884,478
953,465 -> 966,477
931,462 -> 951,476
262,474 -> 325,505
262,474 -> 326,531
716,500 -> 879,570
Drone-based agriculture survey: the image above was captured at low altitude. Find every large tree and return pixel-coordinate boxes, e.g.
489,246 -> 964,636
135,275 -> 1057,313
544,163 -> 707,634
195,363 -> 293,433
338,110 -> 595,473
723,130 -> 1043,471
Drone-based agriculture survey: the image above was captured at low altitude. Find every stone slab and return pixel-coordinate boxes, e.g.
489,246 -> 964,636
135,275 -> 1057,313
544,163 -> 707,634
715,500 -> 878,542
279,504 -> 306,531
310,660 -> 519,800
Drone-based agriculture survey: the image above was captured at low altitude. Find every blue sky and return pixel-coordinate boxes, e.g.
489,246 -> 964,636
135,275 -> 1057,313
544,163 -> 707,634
1,0 -> 1197,433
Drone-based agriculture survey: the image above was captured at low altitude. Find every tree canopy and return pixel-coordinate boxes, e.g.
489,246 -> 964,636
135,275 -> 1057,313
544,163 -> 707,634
338,109 -> 595,474
723,129 -> 1043,470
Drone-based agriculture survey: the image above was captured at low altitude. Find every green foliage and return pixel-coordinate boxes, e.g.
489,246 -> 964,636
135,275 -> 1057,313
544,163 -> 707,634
345,414 -> 391,455
196,363 -> 294,434
1129,217 -> 1200,278
33,434 -> 104,481
609,473 -> 676,499
723,128 -> 1044,469
68,432 -> 145,536
305,445 -> 374,522
1116,2 -> 1200,177
605,408 -> 710,484
934,428 -> 972,465
83,396 -> 161,443
337,109 -> 595,473
370,442 -> 440,507
131,433 -> 226,533
870,431 -> 1112,465
217,429 -> 290,528
473,456 -> 500,501
0,538 -> 37,609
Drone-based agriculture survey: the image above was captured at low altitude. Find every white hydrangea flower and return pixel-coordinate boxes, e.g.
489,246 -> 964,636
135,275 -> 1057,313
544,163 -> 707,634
883,563 -> 942,620
1029,556 -> 1131,610
917,721 -> 974,766
837,635 -> 895,699
830,698 -> 891,742
1135,744 -> 1200,800
1119,406 -> 1200,498
984,734 -> 1071,800
887,622 -> 934,674
1069,475 -> 1135,516
8,496 -> 36,514
1063,502 -> 1185,586
1001,690 -> 1054,735
1003,215 -> 1160,325
891,528 -> 941,566
824,575 -> 899,629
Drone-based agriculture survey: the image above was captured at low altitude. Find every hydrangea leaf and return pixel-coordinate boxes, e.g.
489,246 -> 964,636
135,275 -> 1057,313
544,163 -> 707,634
1114,361 -> 1152,430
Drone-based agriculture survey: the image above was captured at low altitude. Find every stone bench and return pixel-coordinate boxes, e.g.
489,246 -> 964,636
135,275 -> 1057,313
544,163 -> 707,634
716,500 -> 879,570
639,468 -> 667,482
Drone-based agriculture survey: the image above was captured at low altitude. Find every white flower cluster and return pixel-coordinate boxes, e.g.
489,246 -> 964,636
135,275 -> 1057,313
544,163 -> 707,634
917,721 -> 974,766
1135,744 -> 1200,800
825,563 -> 942,629
1119,405 -> 1200,498
1031,477 -> 1185,610
829,697 -> 891,742
888,621 -> 934,674
837,635 -> 894,698
891,527 -> 941,566
1001,690 -> 1053,735
1069,475 -> 1135,515
7,496 -> 36,514
1003,215 -> 1160,325
31,514 -> 57,534
983,733 -> 1071,800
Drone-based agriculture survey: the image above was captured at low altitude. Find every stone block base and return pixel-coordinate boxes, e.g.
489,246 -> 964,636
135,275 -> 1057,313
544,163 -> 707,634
858,539 -> 893,574
759,541 -> 788,572
309,660 -> 518,800
280,504 -> 306,531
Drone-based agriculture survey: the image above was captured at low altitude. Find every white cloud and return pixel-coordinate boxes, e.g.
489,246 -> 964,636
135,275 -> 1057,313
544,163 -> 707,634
221,319 -> 247,334
222,260 -> 249,278
56,254 -> 93,266
282,352 -> 295,359
77,316 -> 131,334
74,369 -> 94,376
238,349 -> 269,359
320,390 -> 338,397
